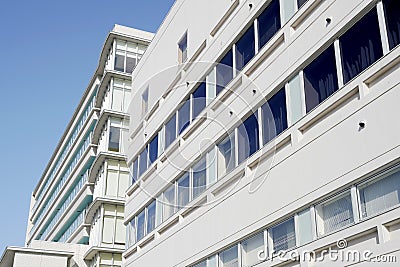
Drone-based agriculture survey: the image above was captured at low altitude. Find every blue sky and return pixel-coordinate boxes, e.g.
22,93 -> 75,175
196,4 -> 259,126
0,0 -> 175,253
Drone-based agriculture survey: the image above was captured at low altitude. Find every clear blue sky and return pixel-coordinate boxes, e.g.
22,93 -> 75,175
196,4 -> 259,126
0,0 -> 175,253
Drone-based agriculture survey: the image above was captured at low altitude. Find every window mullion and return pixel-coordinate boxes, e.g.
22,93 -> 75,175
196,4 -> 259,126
333,39 -> 344,88
376,0 -> 390,54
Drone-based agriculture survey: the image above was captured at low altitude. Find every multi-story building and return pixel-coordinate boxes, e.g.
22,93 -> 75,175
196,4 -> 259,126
0,24 -> 153,267
124,0 -> 400,267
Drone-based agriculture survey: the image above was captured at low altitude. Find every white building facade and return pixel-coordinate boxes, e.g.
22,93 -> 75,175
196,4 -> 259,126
1,25 -> 153,267
124,0 -> 400,267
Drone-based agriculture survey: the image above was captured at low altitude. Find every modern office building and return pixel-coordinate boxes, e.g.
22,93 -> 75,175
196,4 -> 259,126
0,24 -> 153,267
124,0 -> 400,266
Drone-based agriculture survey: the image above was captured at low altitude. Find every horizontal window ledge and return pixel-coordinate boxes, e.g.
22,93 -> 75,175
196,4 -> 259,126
182,115 -> 207,140
211,168 -> 245,197
129,120 -> 144,140
245,33 -> 285,76
123,246 -> 137,259
157,216 -> 180,235
144,99 -> 160,122
210,75 -> 243,111
291,0 -> 323,30
183,40 -> 207,72
364,46 -> 400,88
210,0 -> 240,37
85,197 -> 125,224
299,86 -> 359,134
95,70 -> 131,109
160,140 -> 181,163
126,180 -> 141,197
248,133 -> 292,169
141,163 -> 158,182
181,195 -> 207,218
162,71 -> 183,99
137,233 -> 155,250
84,246 -> 125,261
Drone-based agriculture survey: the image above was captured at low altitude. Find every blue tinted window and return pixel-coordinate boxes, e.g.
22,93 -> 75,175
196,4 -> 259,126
258,0 -> 281,49
297,0 -> 308,8
149,135 -> 158,164
216,50 -> 233,95
177,173 -> 190,209
146,201 -> 156,234
131,159 -> 138,184
165,114 -> 176,149
236,25 -> 255,71
340,8 -> 383,84
136,210 -> 145,242
139,148 -> 148,177
304,45 -> 338,112
262,88 -> 288,144
238,113 -> 259,164
193,158 -> 207,199
383,0 -> 400,50
192,81 -> 206,119
178,100 -> 190,134
114,54 -> 125,72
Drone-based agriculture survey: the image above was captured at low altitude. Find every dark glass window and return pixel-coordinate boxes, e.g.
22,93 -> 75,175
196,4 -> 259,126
177,173 -> 190,209
131,159 -> 138,184
216,50 -> 234,95
217,134 -> 236,177
178,100 -> 190,134
383,0 -> 400,50
165,114 -> 177,149
148,135 -> 158,164
114,54 -> 125,72
237,113 -> 259,164
193,158 -> 207,199
236,25 -> 255,71
108,126 -> 120,152
126,56 -> 137,73
146,201 -> 156,233
192,81 -> 206,119
136,210 -> 145,241
258,0 -> 281,49
297,0 -> 308,8
179,33 -> 188,63
262,88 -> 288,144
304,45 -> 338,112
340,8 -> 383,84
138,148 -> 148,177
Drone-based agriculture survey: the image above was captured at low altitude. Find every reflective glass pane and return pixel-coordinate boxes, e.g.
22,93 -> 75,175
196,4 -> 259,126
237,113 -> 259,164
192,81 -> 206,119
236,25 -> 255,71
258,0 -> 281,49
262,88 -> 287,144
216,50 -> 233,95
383,0 -> 400,49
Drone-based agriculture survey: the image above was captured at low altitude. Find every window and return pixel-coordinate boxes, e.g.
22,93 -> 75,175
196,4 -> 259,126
192,81 -> 206,119
114,54 -> 125,72
165,114 -> 177,149
303,45 -> 338,112
163,184 -> 176,221
127,220 -> 136,246
131,159 -> 138,184
126,53 -> 137,73
340,8 -> 383,83
237,113 -> 259,164
178,32 -> 188,63
193,158 -> 207,199
102,205 -> 125,245
270,218 -> 296,253
149,135 -> 158,165
217,135 -> 236,177
146,201 -> 156,234
220,246 -> 238,267
359,169 -> 400,218
383,0 -> 400,50
142,88 -> 149,117
138,148 -> 148,177
258,0 -> 281,49
108,126 -> 121,152
235,25 -> 255,71
297,209 -> 313,246
177,173 -> 190,209
178,100 -> 191,134
216,50 -> 234,95
241,233 -> 264,267
297,0 -> 308,8
136,210 -> 145,242
193,260 -> 207,267
262,88 -> 288,144
316,192 -> 354,236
